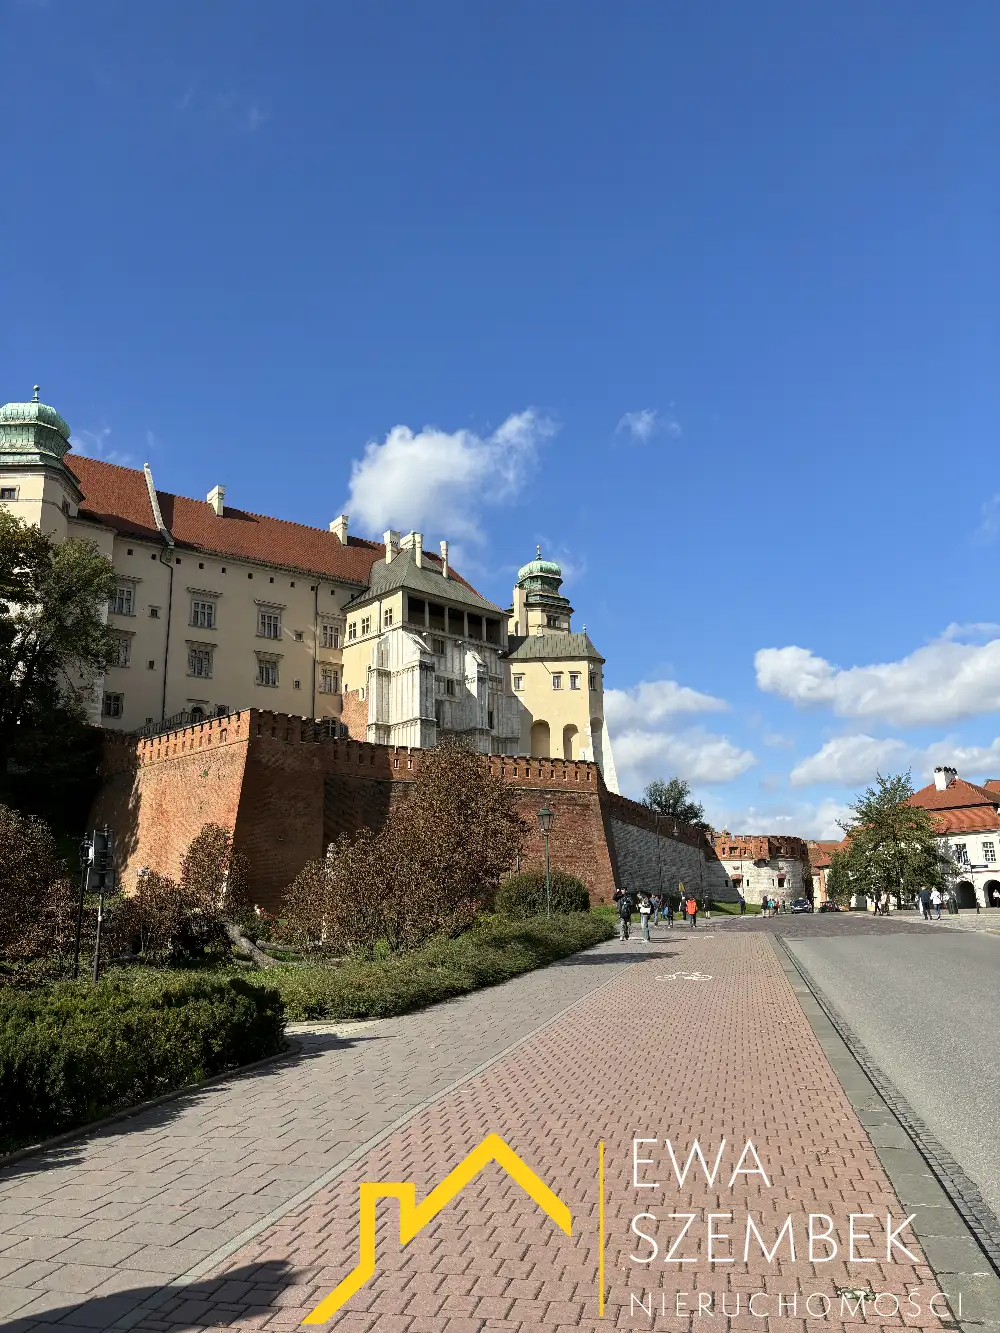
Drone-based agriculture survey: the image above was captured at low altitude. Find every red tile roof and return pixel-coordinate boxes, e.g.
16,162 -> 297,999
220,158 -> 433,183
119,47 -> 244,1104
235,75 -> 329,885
805,839 -> 845,868
908,776 -> 1000,812
929,807 -> 1000,834
67,455 -> 480,595
985,779 -> 1000,792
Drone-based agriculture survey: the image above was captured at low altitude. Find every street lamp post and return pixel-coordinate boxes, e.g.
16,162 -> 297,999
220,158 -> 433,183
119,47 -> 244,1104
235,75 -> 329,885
538,805 -> 555,917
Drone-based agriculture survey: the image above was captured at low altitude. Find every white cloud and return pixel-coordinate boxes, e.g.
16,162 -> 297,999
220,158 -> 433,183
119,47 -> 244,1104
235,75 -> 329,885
343,409 -> 556,545
705,798 -> 851,842
214,94 -> 268,133
615,408 -> 682,443
613,727 -> 756,791
605,679 -> 728,731
607,678 -> 751,794
755,628 -> 1000,726
790,735 -> 909,787
69,428 -> 136,468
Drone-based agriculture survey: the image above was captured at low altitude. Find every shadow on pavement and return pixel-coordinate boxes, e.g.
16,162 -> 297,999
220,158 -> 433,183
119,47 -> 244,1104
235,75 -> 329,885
1,1258 -> 298,1333
0,1028 -> 378,1182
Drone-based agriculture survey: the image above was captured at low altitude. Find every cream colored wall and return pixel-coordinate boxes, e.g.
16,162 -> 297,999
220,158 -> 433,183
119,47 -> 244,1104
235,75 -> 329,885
341,591 -> 405,695
0,469 -> 77,541
97,535 -> 353,731
512,658 -> 604,759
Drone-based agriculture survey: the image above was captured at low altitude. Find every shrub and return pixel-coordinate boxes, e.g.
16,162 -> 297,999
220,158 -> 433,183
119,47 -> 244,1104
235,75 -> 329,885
247,912 -> 614,1022
283,740 -> 528,956
0,972 -> 284,1151
495,869 -> 590,919
0,805 -> 76,963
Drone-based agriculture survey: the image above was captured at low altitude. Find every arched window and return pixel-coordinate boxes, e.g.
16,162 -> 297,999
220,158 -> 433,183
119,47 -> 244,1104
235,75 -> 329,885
189,706 -> 205,724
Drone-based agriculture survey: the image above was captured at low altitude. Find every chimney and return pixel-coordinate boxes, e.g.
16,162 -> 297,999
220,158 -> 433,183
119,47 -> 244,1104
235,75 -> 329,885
383,529 -> 400,563
413,532 -> 423,568
439,539 -> 449,578
330,514 -> 349,543
934,766 -> 957,792
207,485 -> 225,517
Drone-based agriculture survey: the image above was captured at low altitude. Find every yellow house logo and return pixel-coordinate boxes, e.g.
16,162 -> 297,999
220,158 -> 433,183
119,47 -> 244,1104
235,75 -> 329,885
303,1133 -> 573,1324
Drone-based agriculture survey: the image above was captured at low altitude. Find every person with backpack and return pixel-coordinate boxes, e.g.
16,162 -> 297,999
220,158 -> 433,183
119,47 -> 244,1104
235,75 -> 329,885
638,893 -> 652,941
614,888 -> 633,940
685,894 -> 698,929
663,895 -> 674,929
739,893 -> 746,916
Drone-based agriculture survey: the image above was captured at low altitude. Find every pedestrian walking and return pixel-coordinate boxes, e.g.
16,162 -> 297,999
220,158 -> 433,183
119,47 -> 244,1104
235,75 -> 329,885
638,893 -> 652,941
651,892 -> 662,926
615,889 -> 632,940
685,894 -> 698,929
739,893 -> 746,915
664,896 -> 674,929
993,886 -> 1000,908
918,887 -> 932,921
931,888 -> 943,920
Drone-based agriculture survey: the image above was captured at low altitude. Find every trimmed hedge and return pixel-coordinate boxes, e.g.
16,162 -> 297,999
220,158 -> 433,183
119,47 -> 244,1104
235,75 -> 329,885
0,973 -> 284,1152
249,912 -> 614,1022
495,870 -> 590,919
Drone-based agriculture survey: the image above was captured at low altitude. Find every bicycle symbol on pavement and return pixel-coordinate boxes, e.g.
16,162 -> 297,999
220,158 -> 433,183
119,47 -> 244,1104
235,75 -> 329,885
655,971 -> 713,981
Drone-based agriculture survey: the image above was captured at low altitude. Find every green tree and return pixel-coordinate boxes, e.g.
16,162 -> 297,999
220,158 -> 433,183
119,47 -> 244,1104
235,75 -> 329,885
838,771 -> 951,909
0,511 -> 118,826
824,848 -> 853,907
642,776 -> 705,826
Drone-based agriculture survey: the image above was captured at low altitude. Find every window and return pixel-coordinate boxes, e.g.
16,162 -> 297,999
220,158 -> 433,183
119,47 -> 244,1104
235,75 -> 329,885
488,709 -> 494,729
258,609 -> 281,639
546,615 -> 561,627
294,631 -> 303,642
190,599 -> 216,629
293,679 -> 301,689
111,585 -> 134,616
257,658 -> 279,687
569,672 -> 580,690
384,608 -> 393,627
319,668 -> 340,694
321,623 -> 340,649
552,673 -> 563,690
433,637 -> 445,656
589,671 -> 598,691
149,606 -> 160,618
190,706 -> 205,724
147,660 -> 155,670
360,615 -> 372,635
111,637 -> 131,668
216,704 -> 229,716
102,692 -> 124,719
445,678 -> 456,696
984,841 -> 996,863
953,843 -> 969,865
1,487 -> 18,501
512,674 -> 524,691
188,646 -> 213,678
348,621 -> 357,641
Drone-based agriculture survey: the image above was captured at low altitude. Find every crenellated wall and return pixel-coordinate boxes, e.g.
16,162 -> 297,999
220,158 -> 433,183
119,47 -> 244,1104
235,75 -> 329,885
90,709 -> 723,911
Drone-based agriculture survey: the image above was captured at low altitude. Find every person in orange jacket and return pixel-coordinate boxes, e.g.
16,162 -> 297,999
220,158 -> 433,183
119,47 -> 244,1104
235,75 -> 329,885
685,894 -> 698,929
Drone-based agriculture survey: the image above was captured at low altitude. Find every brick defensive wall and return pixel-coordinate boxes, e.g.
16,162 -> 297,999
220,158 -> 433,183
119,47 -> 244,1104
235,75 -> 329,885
91,709 -> 726,911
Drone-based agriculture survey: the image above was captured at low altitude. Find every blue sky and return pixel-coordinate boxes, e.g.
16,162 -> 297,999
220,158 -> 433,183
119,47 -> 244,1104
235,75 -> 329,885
4,1 -> 1000,835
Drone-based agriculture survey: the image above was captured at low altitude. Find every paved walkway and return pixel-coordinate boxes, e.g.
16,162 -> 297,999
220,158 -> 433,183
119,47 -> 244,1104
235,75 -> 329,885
0,926 -> 984,1331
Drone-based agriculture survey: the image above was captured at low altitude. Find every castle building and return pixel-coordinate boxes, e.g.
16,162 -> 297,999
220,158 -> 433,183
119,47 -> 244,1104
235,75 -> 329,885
505,550 -> 618,791
907,766 -> 1000,909
0,389 -> 617,775
712,831 -> 811,905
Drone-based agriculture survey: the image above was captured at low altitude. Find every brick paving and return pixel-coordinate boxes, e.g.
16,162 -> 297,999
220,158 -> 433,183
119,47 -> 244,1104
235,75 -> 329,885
0,925 -> 960,1330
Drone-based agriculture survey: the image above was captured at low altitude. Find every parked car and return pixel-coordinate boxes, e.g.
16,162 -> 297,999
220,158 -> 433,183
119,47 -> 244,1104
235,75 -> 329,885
818,901 -> 839,912
790,898 -> 813,913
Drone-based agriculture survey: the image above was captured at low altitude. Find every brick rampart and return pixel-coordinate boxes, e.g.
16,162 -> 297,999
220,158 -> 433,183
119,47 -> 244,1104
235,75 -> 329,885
90,709 -> 717,911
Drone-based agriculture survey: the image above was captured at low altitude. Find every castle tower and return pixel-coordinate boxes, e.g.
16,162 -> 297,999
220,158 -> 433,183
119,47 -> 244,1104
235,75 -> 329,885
505,549 -> 619,791
0,387 -> 83,540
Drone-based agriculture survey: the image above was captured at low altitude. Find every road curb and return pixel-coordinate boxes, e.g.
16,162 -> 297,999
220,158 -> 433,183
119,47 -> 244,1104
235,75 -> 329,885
771,934 -> 1000,1331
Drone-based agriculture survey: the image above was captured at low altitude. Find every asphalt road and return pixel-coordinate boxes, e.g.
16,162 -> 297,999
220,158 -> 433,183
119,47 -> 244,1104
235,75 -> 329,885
782,922 -> 1000,1220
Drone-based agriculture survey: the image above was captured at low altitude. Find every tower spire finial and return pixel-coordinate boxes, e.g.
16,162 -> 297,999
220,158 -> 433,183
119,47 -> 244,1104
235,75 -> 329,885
32,385 -> 40,402
536,543 -> 541,558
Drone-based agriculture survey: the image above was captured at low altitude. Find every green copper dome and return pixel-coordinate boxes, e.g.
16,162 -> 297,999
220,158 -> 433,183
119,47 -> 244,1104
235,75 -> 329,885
0,388 -> 71,441
0,387 -> 73,466
517,548 -> 562,584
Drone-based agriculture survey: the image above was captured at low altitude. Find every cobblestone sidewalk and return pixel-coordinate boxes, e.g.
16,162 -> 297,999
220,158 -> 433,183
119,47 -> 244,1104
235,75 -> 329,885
0,940 -> 639,1331
84,932 -> 960,1332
